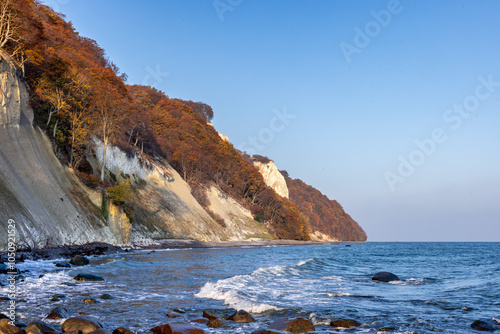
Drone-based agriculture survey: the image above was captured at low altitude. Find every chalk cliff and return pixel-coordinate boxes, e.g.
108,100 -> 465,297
91,140 -> 270,242
0,53 -> 120,250
253,160 -> 289,198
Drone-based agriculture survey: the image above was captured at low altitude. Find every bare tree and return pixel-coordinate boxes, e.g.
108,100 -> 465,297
0,0 -> 25,71
67,71 -> 92,168
91,82 -> 123,182
0,0 -> 20,49
45,87 -> 68,127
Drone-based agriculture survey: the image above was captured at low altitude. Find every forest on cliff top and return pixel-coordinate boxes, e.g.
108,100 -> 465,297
0,0 -> 366,241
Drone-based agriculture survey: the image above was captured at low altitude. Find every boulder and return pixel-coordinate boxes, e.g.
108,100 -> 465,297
112,328 -> 133,334
100,294 -> 113,300
202,309 -> 236,320
269,317 -> 315,333
55,263 -> 71,268
0,319 -> 24,334
0,264 -> 8,274
70,256 -> 90,266
372,272 -> 400,282
24,322 -> 56,334
378,327 -> 396,332
471,320 -> 496,331
206,319 -> 222,328
74,274 -> 104,282
190,319 -> 207,324
61,316 -> 103,334
330,319 -> 361,328
88,330 -> 111,334
151,324 -> 205,334
83,298 -> 98,304
51,294 -> 66,302
46,307 -> 69,320
166,313 -> 178,319
61,282 -> 77,287
229,310 -> 255,323
0,265 -> 20,276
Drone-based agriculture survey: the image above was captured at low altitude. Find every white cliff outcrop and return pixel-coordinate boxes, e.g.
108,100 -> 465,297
91,139 -> 270,242
253,160 -> 289,198
0,53 -> 120,250
205,186 -> 269,240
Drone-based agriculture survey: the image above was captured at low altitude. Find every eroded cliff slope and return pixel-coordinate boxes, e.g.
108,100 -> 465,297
0,53 -> 119,250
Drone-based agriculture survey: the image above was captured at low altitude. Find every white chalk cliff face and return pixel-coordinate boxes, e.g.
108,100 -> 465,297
205,186 -> 269,240
253,160 -> 289,198
0,51 -> 33,127
91,139 -> 271,242
0,53 -> 120,251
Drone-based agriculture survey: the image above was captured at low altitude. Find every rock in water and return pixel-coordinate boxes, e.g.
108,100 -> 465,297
61,316 -> 103,334
74,273 -> 104,281
229,310 -> 255,323
100,294 -> 113,300
112,328 -> 134,334
269,317 -> 315,333
202,309 -> 237,320
55,262 -> 71,268
372,272 -> 400,282
70,256 -> 90,266
61,282 -> 77,287
51,294 -> 66,301
88,330 -> 112,334
330,319 -> 361,328
151,324 -> 205,334
206,319 -> 223,328
0,319 -> 24,334
83,298 -> 98,304
46,307 -> 69,319
471,320 -> 496,331
25,321 -> 56,334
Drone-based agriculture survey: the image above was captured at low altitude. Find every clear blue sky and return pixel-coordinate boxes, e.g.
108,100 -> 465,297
44,0 -> 500,241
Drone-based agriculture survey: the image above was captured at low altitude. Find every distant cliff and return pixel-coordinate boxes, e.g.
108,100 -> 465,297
252,158 -> 289,198
285,176 -> 367,242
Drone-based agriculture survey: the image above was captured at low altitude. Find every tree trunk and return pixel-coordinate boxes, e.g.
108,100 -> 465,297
101,137 -> 108,182
52,119 -> 58,137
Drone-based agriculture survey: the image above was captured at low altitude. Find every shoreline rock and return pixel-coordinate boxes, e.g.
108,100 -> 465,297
372,272 -> 400,282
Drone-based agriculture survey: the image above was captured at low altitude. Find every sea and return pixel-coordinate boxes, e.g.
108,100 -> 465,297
2,242 -> 500,333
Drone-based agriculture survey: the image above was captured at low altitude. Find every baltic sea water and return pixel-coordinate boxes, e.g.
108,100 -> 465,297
4,242 -> 500,333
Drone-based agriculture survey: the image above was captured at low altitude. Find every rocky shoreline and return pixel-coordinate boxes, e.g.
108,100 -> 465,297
0,240 -> 336,262
2,242 -> 497,333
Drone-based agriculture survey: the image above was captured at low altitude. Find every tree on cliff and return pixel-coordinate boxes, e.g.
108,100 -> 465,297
90,71 -> 125,181
66,70 -> 92,168
0,0 -> 32,73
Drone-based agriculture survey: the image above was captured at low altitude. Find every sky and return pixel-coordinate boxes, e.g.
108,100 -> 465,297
43,0 -> 500,241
